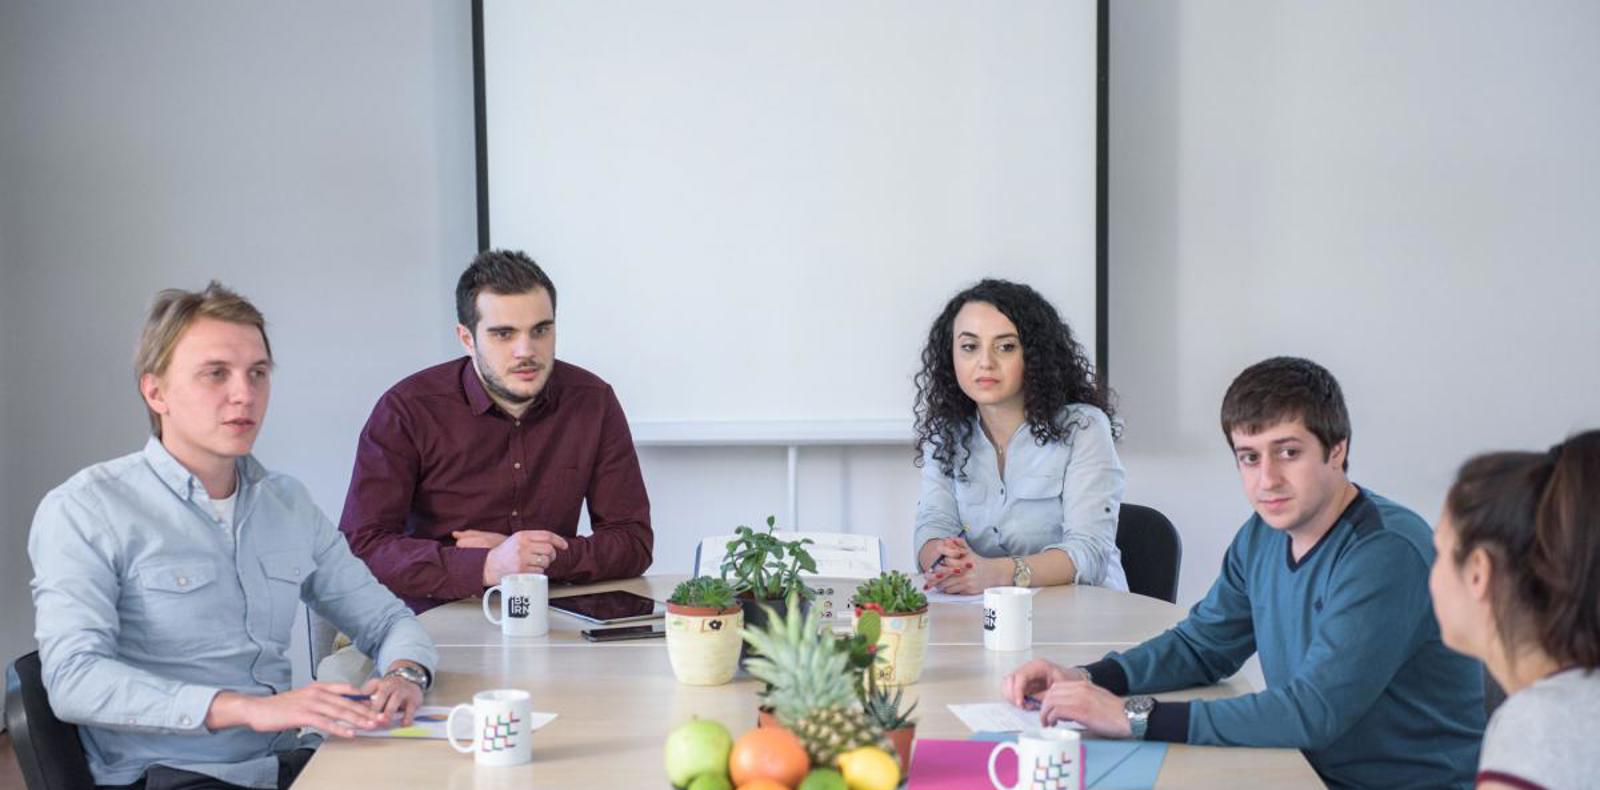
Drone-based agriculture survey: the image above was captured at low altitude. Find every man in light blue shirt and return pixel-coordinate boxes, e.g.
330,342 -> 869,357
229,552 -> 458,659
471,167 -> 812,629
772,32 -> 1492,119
29,282 -> 438,790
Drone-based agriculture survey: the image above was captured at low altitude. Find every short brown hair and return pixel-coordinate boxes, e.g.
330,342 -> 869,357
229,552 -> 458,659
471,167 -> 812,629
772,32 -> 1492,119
135,281 -> 272,436
455,249 -> 557,332
1220,356 -> 1351,471
1446,430 -> 1600,670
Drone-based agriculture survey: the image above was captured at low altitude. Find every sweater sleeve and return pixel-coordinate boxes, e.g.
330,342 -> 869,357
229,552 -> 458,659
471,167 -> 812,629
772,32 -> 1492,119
1088,523 -> 1258,695
1182,532 -> 1433,749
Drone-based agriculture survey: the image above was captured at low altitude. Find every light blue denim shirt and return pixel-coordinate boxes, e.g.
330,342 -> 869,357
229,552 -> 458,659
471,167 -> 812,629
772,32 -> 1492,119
28,438 -> 438,788
914,405 -> 1128,590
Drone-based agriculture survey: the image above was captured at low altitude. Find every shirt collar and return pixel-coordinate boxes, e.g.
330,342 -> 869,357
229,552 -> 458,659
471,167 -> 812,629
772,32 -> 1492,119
458,356 -> 560,419
142,435 -> 265,501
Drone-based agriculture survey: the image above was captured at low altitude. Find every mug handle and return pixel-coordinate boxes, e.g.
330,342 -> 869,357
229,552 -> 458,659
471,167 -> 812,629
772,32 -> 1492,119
483,585 -> 503,626
446,704 -> 477,754
987,742 -> 1020,790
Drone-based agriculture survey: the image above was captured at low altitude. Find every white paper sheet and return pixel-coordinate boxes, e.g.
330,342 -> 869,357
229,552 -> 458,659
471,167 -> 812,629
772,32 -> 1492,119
347,706 -> 558,740
947,702 -> 1083,733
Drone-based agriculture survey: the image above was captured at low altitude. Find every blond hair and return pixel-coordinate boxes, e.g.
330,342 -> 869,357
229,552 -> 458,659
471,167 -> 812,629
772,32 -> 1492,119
135,281 -> 272,436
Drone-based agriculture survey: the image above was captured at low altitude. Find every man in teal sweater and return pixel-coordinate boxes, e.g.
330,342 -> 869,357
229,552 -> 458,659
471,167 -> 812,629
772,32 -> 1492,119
1005,357 -> 1484,789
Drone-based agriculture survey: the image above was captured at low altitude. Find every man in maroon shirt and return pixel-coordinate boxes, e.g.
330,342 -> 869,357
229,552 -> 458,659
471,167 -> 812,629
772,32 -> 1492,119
340,250 -> 653,612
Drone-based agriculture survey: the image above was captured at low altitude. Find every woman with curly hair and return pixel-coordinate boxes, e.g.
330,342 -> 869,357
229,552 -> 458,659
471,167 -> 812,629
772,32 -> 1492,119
912,279 -> 1127,594
1429,430 -> 1600,789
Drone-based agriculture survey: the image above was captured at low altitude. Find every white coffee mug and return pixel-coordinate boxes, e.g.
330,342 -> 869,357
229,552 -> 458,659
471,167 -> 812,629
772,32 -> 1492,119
983,586 -> 1033,651
484,573 -> 549,637
988,729 -> 1083,790
448,689 -> 535,767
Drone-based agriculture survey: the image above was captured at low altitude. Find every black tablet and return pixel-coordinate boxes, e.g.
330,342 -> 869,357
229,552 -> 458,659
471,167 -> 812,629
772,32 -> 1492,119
548,590 -> 666,625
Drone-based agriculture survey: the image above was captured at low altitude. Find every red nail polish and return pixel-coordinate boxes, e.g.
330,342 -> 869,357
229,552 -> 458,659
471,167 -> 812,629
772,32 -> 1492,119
965,562 -> 975,569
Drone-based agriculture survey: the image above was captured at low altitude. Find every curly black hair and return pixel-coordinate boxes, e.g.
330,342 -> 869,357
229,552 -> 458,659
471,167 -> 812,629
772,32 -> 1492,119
913,279 -> 1116,479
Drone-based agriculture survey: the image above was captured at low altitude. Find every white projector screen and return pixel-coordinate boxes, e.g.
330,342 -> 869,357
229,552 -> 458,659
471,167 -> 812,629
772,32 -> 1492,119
480,1 -> 1101,431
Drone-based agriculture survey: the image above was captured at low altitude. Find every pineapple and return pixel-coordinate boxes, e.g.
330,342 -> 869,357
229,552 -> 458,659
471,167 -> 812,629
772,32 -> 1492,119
790,705 -> 886,767
740,593 -> 888,765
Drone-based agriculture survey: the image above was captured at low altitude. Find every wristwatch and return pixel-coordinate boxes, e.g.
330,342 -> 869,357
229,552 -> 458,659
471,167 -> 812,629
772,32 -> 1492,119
1010,556 -> 1033,588
1124,695 -> 1155,740
385,664 -> 432,691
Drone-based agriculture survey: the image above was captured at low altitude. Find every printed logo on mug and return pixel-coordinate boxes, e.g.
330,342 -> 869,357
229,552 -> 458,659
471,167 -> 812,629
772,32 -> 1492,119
982,586 -> 1033,651
988,728 -> 1083,790
448,689 -> 535,767
484,573 -> 549,637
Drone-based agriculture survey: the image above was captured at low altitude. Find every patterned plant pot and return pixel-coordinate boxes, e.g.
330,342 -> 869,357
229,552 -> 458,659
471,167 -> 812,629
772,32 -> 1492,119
854,606 -> 931,686
665,602 -> 744,686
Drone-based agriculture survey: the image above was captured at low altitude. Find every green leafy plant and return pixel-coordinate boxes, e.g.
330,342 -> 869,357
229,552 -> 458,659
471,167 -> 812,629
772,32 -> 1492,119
720,515 -> 817,601
667,576 -> 738,610
860,667 -> 919,731
850,570 -> 928,615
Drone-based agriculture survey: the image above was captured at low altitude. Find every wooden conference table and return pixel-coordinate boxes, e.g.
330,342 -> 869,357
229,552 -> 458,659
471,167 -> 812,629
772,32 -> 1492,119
294,576 -> 1320,789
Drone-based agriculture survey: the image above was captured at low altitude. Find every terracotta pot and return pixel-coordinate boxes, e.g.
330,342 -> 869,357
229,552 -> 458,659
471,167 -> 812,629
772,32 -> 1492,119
755,706 -> 781,730
665,602 -> 744,686
886,725 -> 916,776
853,605 -> 932,686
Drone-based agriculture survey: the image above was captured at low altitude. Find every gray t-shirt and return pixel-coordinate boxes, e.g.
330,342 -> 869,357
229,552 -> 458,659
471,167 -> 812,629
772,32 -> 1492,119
1479,667 -> 1600,789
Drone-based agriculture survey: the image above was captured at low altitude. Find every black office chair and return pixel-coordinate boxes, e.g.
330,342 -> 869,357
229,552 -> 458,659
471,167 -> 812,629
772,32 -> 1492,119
5,651 -> 96,790
1116,504 -> 1183,604
1483,664 -> 1507,719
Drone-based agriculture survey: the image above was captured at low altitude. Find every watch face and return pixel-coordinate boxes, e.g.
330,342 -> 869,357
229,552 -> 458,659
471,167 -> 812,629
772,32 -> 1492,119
1126,695 -> 1156,715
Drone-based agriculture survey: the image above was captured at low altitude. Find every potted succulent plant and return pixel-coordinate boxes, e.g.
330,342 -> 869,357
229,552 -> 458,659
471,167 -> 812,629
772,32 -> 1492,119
740,591 -> 893,767
850,570 -> 931,686
720,516 -> 817,642
665,576 -> 744,686
861,668 -> 919,775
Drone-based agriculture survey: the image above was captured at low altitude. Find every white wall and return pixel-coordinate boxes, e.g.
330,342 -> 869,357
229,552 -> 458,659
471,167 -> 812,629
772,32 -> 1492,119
1109,0 -> 1600,610
0,1 -> 477,694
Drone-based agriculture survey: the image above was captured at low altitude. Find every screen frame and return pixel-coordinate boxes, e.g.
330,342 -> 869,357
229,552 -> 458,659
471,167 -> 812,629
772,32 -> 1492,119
549,590 -> 667,625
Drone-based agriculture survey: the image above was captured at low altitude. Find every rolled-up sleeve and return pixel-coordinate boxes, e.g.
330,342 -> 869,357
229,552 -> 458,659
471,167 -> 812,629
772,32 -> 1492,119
303,496 -> 436,677
912,443 -> 964,562
339,393 -> 489,603
1046,408 -> 1125,587
29,491 -> 219,734
544,386 -> 653,583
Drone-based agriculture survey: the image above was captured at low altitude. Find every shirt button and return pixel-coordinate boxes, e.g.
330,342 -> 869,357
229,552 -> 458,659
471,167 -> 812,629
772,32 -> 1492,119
176,576 -> 189,588
513,462 -> 522,470
179,715 -> 192,726
511,510 -> 519,517
515,420 -> 521,427
126,717 -> 137,725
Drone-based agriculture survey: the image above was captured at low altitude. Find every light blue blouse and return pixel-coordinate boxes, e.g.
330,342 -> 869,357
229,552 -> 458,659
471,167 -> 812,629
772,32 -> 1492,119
913,404 -> 1128,590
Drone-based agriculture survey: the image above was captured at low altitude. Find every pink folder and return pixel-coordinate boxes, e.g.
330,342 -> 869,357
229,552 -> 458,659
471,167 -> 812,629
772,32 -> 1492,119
906,739 -> 1014,789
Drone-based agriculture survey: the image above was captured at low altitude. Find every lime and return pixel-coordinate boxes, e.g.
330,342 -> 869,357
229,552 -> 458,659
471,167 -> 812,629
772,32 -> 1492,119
798,767 -> 849,790
687,773 -> 735,790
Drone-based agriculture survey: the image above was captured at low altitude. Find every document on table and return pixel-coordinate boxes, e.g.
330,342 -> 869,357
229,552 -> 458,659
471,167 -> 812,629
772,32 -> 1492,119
923,589 -> 984,604
347,706 -> 558,739
948,702 -> 1083,733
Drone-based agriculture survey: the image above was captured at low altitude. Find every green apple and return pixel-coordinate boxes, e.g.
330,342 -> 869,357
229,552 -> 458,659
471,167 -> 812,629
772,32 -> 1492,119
664,718 -> 733,788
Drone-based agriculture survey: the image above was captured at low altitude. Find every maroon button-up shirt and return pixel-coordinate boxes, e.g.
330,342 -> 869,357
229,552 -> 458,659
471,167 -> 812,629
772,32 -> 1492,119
339,357 -> 653,612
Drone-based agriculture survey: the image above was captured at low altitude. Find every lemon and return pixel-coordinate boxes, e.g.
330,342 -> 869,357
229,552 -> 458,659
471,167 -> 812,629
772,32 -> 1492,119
835,747 -> 900,790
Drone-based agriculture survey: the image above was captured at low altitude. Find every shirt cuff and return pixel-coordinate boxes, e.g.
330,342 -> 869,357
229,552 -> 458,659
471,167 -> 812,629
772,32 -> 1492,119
173,684 -> 222,733
1144,701 -> 1190,743
1082,657 -> 1130,696
442,546 -> 492,600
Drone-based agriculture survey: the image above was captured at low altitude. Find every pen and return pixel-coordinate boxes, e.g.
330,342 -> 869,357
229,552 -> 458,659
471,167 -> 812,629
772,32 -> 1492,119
341,694 -> 372,702
928,524 -> 970,571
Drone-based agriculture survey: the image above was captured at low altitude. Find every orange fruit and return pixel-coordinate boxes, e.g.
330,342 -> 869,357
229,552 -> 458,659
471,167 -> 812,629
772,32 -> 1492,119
729,726 -> 809,788
736,781 -> 792,790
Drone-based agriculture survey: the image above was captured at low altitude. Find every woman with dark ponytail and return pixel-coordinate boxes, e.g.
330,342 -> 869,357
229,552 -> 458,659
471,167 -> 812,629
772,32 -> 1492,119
1429,429 -> 1600,789
912,279 -> 1126,593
